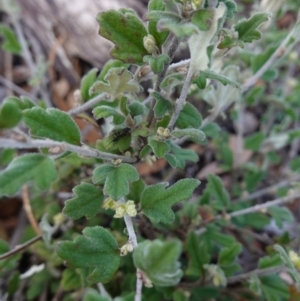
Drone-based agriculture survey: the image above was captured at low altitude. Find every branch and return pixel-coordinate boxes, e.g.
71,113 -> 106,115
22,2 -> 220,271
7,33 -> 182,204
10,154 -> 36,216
146,36 -> 180,126
67,93 -> 107,115
0,235 -> 42,260
0,138 -> 137,163
242,16 -> 300,93
233,175 -> 300,203
120,198 -> 142,301
227,265 -> 286,284
168,67 -> 194,130
199,193 -> 300,227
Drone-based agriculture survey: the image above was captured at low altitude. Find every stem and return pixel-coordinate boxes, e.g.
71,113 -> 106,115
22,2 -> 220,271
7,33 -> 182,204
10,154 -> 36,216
233,175 -> 300,203
227,265 -> 286,284
0,138 -> 137,163
120,198 -> 142,301
0,235 -> 42,260
146,37 -> 180,126
242,16 -> 300,93
168,67 -> 194,130
67,93 -> 107,115
199,193 -> 300,227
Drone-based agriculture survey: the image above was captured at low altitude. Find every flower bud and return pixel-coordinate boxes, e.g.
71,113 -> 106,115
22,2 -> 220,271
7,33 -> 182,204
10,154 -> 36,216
114,203 -> 126,218
143,35 -> 157,55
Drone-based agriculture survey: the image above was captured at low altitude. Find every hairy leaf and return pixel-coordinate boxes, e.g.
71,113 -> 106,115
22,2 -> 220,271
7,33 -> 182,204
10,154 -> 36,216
57,226 -> 120,283
0,25 -> 21,54
176,103 -> 202,129
80,68 -> 99,101
133,239 -> 183,286
63,183 -> 104,220
0,101 -> 22,129
172,128 -> 206,141
200,70 -> 241,90
206,175 -> 230,209
92,163 -> 139,200
152,92 -> 172,118
97,10 -> 148,64
90,68 -> 142,98
191,9 -> 214,31
149,139 -> 170,158
93,106 -> 125,125
143,54 -> 170,74
147,0 -> 170,48
141,179 -> 200,224
0,154 -> 57,196
23,107 -> 81,145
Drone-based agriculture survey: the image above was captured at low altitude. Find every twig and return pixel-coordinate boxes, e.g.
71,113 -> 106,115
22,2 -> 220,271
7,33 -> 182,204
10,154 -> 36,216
167,59 -> 190,73
199,193 -> 300,227
242,16 -> 300,93
67,93 -> 107,115
168,66 -> 194,130
0,234 -> 42,260
0,138 -> 137,163
22,185 -> 41,235
0,75 -> 39,102
120,198 -> 142,301
233,175 -> 300,203
146,36 -> 180,126
227,265 -> 286,284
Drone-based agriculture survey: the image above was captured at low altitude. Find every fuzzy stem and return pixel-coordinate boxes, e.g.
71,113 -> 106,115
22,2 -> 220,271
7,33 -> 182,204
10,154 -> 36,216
167,67 -> 194,130
146,37 -> 180,126
227,265 -> 286,284
67,93 -> 107,115
0,138 -> 137,163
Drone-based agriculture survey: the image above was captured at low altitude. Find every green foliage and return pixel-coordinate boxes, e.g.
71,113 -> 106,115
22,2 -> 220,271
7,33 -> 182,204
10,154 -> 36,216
23,107 -> 81,145
63,183 -> 104,220
0,100 -> 22,129
133,239 -> 183,286
176,103 -> 202,129
90,68 -> 142,99
0,24 -> 22,54
57,226 -> 120,283
191,9 -> 214,31
0,154 -> 57,196
141,179 -> 200,224
143,54 -> 170,74
92,163 -> 139,200
93,106 -> 126,125
97,10 -> 148,64
149,139 -> 170,158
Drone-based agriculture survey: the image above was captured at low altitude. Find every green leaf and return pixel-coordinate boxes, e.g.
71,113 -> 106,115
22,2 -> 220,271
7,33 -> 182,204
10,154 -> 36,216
201,123 -> 220,138
200,70 -> 241,90
148,0 -> 170,49
206,175 -> 230,209
6,96 -> 35,110
149,139 -> 170,158
141,179 -> 200,224
80,68 -> 99,101
258,254 -> 283,269
83,288 -> 111,301
260,275 -> 289,301
57,226 -> 120,284
61,268 -> 82,291
0,25 -> 22,54
63,183 -> 104,220
219,0 -> 237,19
92,163 -> 139,200
90,68 -> 141,98
23,107 -> 81,145
176,103 -> 202,129
97,10 -> 148,64
0,101 -> 22,129
219,242 -> 242,265
172,128 -> 206,141
193,73 -> 207,89
93,106 -> 125,125
268,206 -> 294,229
168,141 -> 199,169
143,54 -> 170,74
164,153 -> 178,168
186,231 -> 210,278
98,59 -> 128,82
152,92 -> 172,118
191,9 -> 214,31
235,13 -> 270,44
244,132 -> 266,151
0,154 -> 57,197
128,101 -> 146,117
133,239 -> 183,286
7,271 -> 20,296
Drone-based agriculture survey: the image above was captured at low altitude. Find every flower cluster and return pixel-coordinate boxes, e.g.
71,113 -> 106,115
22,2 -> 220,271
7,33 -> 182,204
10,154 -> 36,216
102,198 -> 137,218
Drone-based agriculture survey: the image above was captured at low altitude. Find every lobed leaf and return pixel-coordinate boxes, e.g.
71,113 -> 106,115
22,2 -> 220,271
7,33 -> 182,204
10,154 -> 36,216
143,54 -> 170,74
63,183 -> 104,220
149,139 -> 170,158
92,163 -> 139,200
57,226 -> 120,284
93,106 -> 125,125
141,179 -> 200,224
97,10 -> 148,65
